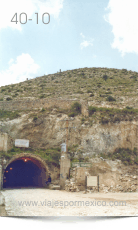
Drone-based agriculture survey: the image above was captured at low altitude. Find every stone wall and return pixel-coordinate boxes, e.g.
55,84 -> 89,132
60,152 -> 71,189
0,133 -> 8,152
0,132 -> 13,152
0,98 -> 89,117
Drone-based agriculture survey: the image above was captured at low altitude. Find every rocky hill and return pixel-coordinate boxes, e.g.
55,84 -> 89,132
0,67 -> 138,168
0,67 -> 138,107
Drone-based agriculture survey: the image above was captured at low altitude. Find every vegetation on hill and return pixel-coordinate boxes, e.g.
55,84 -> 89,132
88,106 -> 138,124
0,110 -> 20,120
0,147 -> 61,167
100,148 -> 138,165
0,67 -> 138,105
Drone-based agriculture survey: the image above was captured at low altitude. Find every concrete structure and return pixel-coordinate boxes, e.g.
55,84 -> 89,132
60,151 -> 70,189
0,133 -> 8,152
0,98 -> 89,117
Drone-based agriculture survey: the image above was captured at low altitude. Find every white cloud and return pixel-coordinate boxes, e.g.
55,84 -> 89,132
105,0 -> 138,56
80,33 -> 85,39
0,53 -> 40,86
80,33 -> 93,49
80,41 -> 93,49
0,0 -> 64,31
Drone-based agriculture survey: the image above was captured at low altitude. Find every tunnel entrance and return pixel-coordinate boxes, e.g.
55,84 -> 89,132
3,155 -> 49,189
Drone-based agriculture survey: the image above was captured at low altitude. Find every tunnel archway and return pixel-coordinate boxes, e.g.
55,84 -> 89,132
3,153 -> 50,189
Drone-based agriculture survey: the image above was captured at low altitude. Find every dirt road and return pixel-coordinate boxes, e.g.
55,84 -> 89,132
1,189 -> 138,216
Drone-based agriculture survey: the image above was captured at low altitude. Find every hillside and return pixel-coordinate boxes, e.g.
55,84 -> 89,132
0,67 -> 138,168
0,67 -> 138,108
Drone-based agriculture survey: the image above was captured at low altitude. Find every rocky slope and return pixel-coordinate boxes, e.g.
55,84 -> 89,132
0,67 -> 138,166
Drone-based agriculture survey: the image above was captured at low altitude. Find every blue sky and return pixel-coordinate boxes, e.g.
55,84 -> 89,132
0,0 -> 138,86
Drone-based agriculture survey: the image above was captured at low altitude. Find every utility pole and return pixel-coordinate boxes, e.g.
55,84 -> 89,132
59,118 -> 76,153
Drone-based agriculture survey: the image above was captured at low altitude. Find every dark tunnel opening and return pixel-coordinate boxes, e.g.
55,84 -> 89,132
3,158 -> 47,188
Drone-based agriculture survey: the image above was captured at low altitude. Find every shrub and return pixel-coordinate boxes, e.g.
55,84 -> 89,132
0,98 -> 3,101
68,112 -> 75,117
87,90 -> 92,93
103,74 -> 108,81
0,110 -> 20,120
113,116 -> 121,123
88,106 -> 97,116
106,96 -> 116,102
84,157 -> 89,162
41,108 -> 45,112
133,148 -> 137,156
134,157 -> 138,165
39,94 -> 45,99
1,88 -> 6,92
81,117 -> 85,124
6,97 -> 12,101
100,117 -> 109,124
16,89 -> 23,92
33,116 -> 38,121
89,93 -> 94,97
70,102 -> 81,115
126,106 -> 133,110
78,154 -> 84,162
13,93 -> 18,97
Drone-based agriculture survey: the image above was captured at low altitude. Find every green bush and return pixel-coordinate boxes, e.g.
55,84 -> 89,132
100,117 -> 109,124
68,112 -> 75,117
87,90 -> 92,93
81,117 -> 85,124
0,98 -> 3,101
113,116 -> 121,123
16,89 -> 23,92
6,97 -> 12,101
84,157 -> 89,162
126,106 -> 133,110
13,93 -> 18,97
39,95 -> 45,99
41,108 -> 45,112
106,96 -> 116,102
103,74 -> 108,81
134,157 -> 138,165
0,110 -> 20,120
78,154 -> 84,162
133,148 -> 137,156
70,102 -> 81,116
88,106 -> 97,116
33,116 -> 38,121
1,88 -> 6,92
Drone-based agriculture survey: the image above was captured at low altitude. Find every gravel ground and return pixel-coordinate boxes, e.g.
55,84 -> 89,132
1,189 -> 138,216
0,192 -> 7,216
